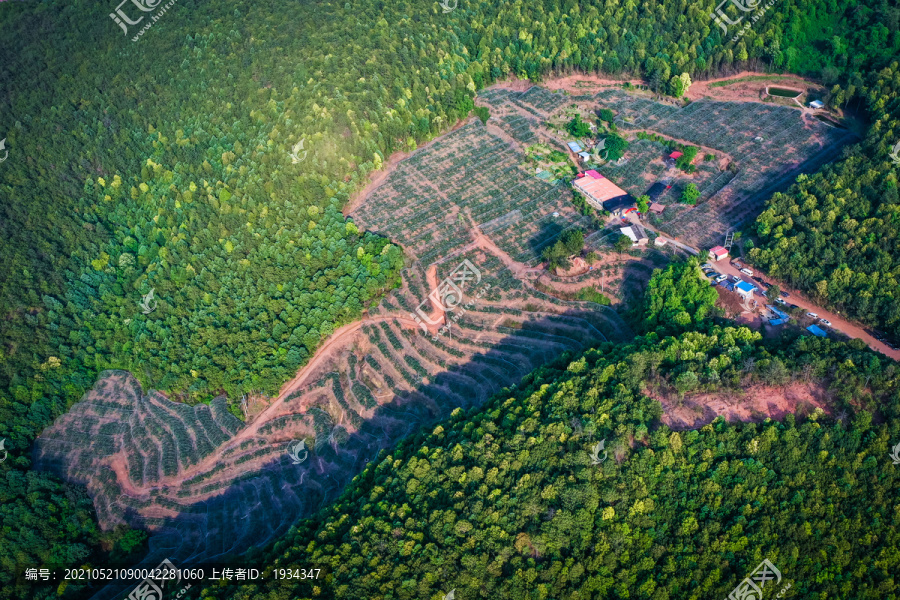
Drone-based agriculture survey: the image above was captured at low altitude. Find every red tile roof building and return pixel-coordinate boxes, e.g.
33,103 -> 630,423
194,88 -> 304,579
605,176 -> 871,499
574,171 -> 632,213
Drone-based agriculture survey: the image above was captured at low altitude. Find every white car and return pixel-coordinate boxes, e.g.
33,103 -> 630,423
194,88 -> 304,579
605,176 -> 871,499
775,298 -> 787,305
819,318 -> 832,327
715,274 -> 728,283
806,312 -> 818,319
740,268 -> 754,277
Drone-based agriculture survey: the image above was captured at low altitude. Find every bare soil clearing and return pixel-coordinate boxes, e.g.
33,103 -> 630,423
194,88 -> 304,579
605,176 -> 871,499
689,72 -> 822,103
656,381 -> 831,431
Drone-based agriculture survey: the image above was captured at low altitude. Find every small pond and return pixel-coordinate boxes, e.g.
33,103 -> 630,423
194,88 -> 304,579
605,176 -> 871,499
768,87 -> 801,98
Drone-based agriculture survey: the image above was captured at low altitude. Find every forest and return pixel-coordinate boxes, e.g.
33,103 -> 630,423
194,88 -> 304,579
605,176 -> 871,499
1,0 -> 899,596
749,63 -> 900,339
207,320 -> 900,599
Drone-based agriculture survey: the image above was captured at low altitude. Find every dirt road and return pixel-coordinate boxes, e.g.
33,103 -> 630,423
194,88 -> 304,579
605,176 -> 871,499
119,314 -> 423,491
617,213 -> 897,360
709,260 -> 900,360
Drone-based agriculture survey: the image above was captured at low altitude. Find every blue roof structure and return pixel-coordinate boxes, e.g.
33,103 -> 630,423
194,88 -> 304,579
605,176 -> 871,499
767,306 -> 789,320
769,318 -> 786,326
567,141 -> 583,152
806,324 -> 827,337
735,281 -> 755,295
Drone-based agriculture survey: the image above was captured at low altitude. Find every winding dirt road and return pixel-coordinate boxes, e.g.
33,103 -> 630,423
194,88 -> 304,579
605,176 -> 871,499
710,260 -> 900,361
108,314 -> 423,496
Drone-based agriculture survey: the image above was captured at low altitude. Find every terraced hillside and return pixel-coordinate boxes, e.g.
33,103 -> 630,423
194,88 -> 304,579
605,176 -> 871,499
353,118 -> 591,267
34,108 -> 632,598
598,89 -> 857,246
32,83 -> 854,599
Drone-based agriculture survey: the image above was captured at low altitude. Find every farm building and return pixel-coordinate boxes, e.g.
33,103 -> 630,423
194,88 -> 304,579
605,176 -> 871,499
620,224 -> 648,246
574,170 -> 633,214
708,246 -> 729,261
654,236 -> 668,247
567,141 -> 583,153
806,324 -> 827,337
735,280 -> 755,299
648,201 -> 666,215
809,100 -> 825,109
631,222 -> 648,243
578,151 -> 591,161
665,150 -> 683,167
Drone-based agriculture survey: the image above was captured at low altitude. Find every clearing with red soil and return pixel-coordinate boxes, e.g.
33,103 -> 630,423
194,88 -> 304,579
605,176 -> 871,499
654,381 -> 832,431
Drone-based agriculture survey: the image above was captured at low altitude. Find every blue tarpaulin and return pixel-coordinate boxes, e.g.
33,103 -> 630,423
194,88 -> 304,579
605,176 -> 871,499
806,324 -> 827,337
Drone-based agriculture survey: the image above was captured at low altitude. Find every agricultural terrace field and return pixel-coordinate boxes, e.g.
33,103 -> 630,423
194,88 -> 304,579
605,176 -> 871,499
596,88 -> 856,248
354,119 -> 591,267
479,85 -> 856,249
36,113 -> 633,585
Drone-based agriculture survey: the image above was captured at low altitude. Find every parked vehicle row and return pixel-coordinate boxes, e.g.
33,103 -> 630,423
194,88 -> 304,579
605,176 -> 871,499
709,261 -> 886,348
806,312 -> 833,328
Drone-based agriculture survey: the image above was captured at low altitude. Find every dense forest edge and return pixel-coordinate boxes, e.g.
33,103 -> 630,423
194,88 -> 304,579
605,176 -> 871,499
1,0 -> 899,597
205,291 -> 900,599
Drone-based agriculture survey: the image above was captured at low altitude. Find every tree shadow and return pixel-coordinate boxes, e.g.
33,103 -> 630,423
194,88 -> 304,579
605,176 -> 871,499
35,309 -> 624,600
526,218 -> 566,261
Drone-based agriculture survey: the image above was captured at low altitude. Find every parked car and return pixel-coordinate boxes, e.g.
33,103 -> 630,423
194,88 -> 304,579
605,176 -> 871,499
775,298 -> 787,305
819,318 -> 832,327
789,304 -> 799,310
715,274 -> 728,283
740,268 -> 754,277
780,290 -> 790,297
701,263 -> 713,270
806,312 -> 819,319
732,275 -> 742,282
